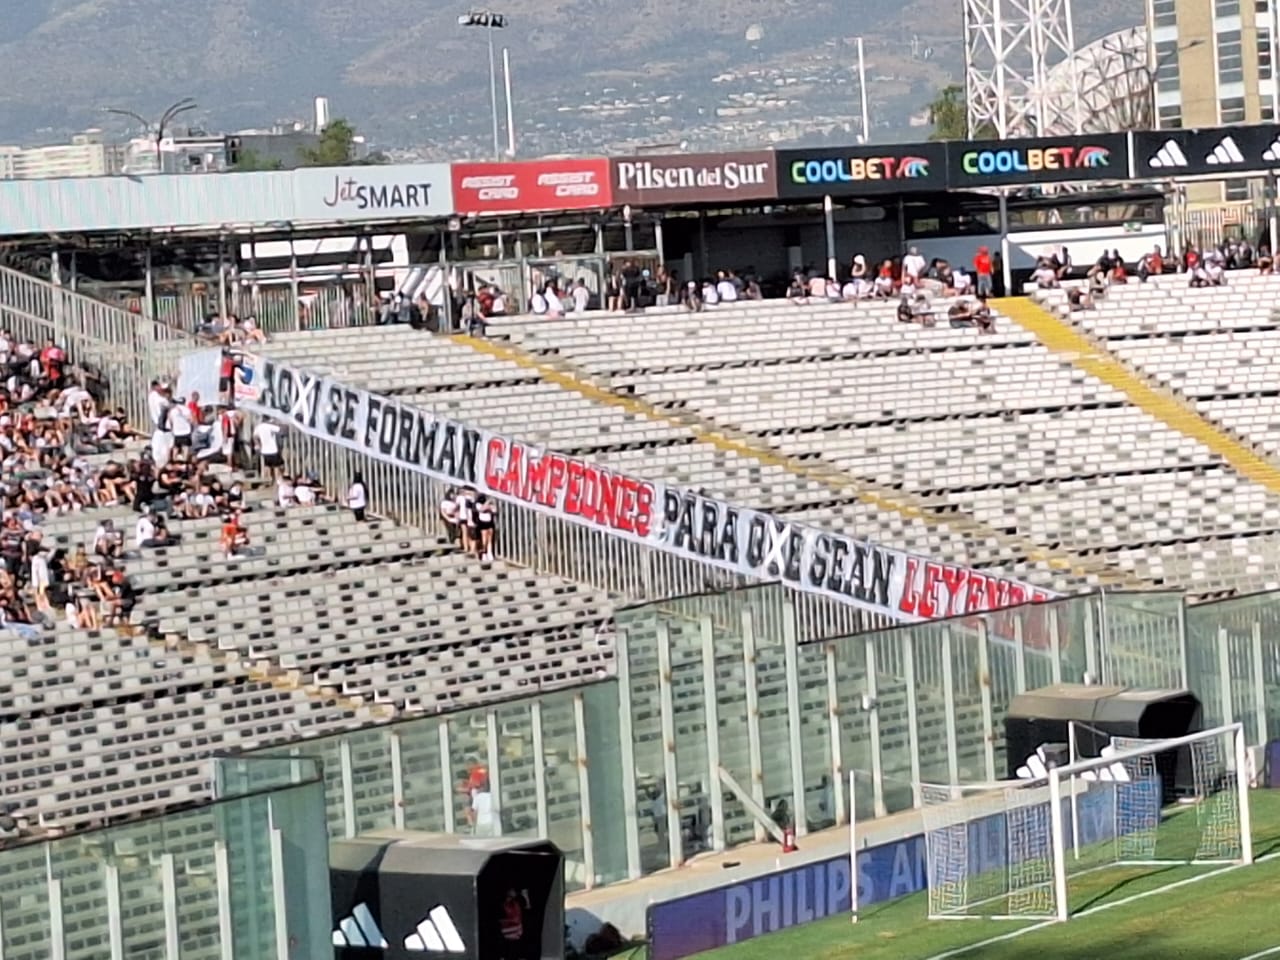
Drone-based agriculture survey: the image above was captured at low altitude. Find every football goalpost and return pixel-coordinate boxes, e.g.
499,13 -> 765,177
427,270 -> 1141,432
850,722 -> 1253,924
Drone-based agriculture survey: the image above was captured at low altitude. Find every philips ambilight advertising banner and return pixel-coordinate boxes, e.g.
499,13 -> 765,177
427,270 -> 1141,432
645,786 -> 1137,960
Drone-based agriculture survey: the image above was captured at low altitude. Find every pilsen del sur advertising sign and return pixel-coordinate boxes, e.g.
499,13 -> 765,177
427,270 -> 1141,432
610,151 -> 778,206
450,158 -> 613,216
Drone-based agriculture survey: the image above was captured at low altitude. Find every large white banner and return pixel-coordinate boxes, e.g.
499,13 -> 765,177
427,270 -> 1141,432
236,353 -> 1063,630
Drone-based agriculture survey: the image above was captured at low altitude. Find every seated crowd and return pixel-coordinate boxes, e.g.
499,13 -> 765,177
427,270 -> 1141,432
0,332 -> 142,631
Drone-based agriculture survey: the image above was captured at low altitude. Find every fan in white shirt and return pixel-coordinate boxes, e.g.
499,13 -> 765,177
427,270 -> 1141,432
253,421 -> 284,481
902,247 -> 927,281
571,283 -> 591,314
715,278 -> 738,302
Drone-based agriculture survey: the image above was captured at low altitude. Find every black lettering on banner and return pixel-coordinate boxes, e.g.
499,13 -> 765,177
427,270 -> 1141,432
339,387 -> 359,442
322,383 -> 344,438
746,515 -> 767,569
365,396 -> 383,450
784,527 -> 805,584
808,533 -> 832,587
377,401 -> 398,457
762,516 -> 790,578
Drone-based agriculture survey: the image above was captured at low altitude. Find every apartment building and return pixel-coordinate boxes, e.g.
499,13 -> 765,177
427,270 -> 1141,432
0,132 -> 122,181
1150,0 -> 1280,201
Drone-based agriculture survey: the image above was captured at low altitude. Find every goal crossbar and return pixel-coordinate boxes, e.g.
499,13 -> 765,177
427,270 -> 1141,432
907,722 -> 1252,924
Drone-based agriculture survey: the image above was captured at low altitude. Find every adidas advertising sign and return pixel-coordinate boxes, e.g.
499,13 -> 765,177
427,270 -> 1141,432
1133,124 -> 1280,178
329,834 -> 564,960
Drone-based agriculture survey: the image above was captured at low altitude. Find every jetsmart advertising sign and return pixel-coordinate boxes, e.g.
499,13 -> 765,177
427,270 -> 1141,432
776,144 -> 948,197
611,151 -> 777,206
291,163 -> 454,222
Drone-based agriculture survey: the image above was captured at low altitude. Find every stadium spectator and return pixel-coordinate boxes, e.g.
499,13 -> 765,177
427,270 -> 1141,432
1137,246 -> 1164,282
974,246 -> 994,298
220,511 -> 250,560
571,279 -> 592,314
1034,258 -> 1060,290
93,518 -> 123,561
347,472 -> 368,522
134,509 -> 174,550
474,494 -> 496,562
294,473 -> 319,506
440,488 -> 461,544
902,246 -> 927,283
252,418 -> 284,483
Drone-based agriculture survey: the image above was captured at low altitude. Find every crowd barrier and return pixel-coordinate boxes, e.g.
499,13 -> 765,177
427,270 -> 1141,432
0,264 -> 195,429
0,755 -> 330,960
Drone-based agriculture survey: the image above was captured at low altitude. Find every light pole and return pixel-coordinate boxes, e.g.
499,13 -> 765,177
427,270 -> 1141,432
458,10 -> 508,160
104,97 -> 198,173
1147,39 -> 1204,130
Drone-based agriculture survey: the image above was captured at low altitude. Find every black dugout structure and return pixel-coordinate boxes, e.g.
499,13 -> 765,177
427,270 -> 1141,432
1004,683 -> 1203,802
330,831 -> 565,960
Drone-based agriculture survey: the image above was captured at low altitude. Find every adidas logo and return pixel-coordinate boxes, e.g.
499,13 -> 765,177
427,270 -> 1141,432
332,903 -> 389,949
1264,137 -> 1280,162
1016,744 -> 1132,783
1147,139 -> 1188,168
1206,136 -> 1246,165
404,905 -> 466,954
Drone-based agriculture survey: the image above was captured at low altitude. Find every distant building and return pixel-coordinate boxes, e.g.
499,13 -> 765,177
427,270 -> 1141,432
1148,0 -> 1280,202
0,132 -> 122,180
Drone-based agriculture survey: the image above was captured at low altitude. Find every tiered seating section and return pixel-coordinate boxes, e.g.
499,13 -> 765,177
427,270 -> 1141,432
265,291 -> 1280,596
1036,271 -> 1280,591
4,472 -> 613,836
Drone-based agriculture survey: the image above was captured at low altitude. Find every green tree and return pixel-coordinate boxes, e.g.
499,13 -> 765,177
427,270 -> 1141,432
926,86 -> 999,141
926,84 -> 969,141
232,147 -> 283,171
300,118 -> 359,167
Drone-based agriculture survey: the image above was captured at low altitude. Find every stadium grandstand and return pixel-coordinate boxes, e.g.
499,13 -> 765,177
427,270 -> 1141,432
0,124 -> 1279,960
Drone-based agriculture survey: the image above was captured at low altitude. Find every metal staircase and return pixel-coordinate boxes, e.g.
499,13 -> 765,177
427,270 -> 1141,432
0,263 -> 196,426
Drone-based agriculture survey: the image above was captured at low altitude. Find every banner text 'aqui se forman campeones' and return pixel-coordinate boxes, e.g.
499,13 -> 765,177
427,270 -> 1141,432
233,353 -> 1061,627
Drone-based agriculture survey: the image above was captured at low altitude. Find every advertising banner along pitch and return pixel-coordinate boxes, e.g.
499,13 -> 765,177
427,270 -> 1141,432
947,133 -> 1130,188
234,353 -> 1060,624
611,151 -> 777,206
1132,125 -> 1280,179
776,144 -> 948,198
451,157 -> 613,215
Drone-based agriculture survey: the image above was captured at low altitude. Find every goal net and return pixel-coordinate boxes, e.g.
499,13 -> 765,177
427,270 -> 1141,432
915,723 -> 1252,922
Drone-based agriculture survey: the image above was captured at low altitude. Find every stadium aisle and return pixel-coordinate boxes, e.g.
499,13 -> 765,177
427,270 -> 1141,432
999,297 -> 1280,493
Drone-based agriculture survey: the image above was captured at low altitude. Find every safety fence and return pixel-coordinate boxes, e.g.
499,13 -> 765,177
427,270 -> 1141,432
0,264 -> 195,429
0,755 -> 330,960
232,582 -> 1279,892
0,579 -> 1275,958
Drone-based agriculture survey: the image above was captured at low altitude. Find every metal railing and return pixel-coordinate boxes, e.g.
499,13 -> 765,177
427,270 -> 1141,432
0,265 -> 196,427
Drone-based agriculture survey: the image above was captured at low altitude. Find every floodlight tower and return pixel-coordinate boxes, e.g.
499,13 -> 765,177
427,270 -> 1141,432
963,0 -> 1084,138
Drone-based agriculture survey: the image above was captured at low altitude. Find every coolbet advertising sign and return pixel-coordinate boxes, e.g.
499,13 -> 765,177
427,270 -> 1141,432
1131,124 -> 1280,179
291,163 -> 454,221
232,354 -> 1060,624
611,151 -> 777,206
776,144 -> 948,197
947,134 -> 1129,187
450,158 -> 613,215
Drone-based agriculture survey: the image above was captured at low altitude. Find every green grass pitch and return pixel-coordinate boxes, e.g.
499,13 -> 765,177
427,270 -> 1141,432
649,789 -> 1280,960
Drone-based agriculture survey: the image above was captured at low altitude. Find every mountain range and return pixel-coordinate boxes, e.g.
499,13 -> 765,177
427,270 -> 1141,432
0,0 -> 1136,155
